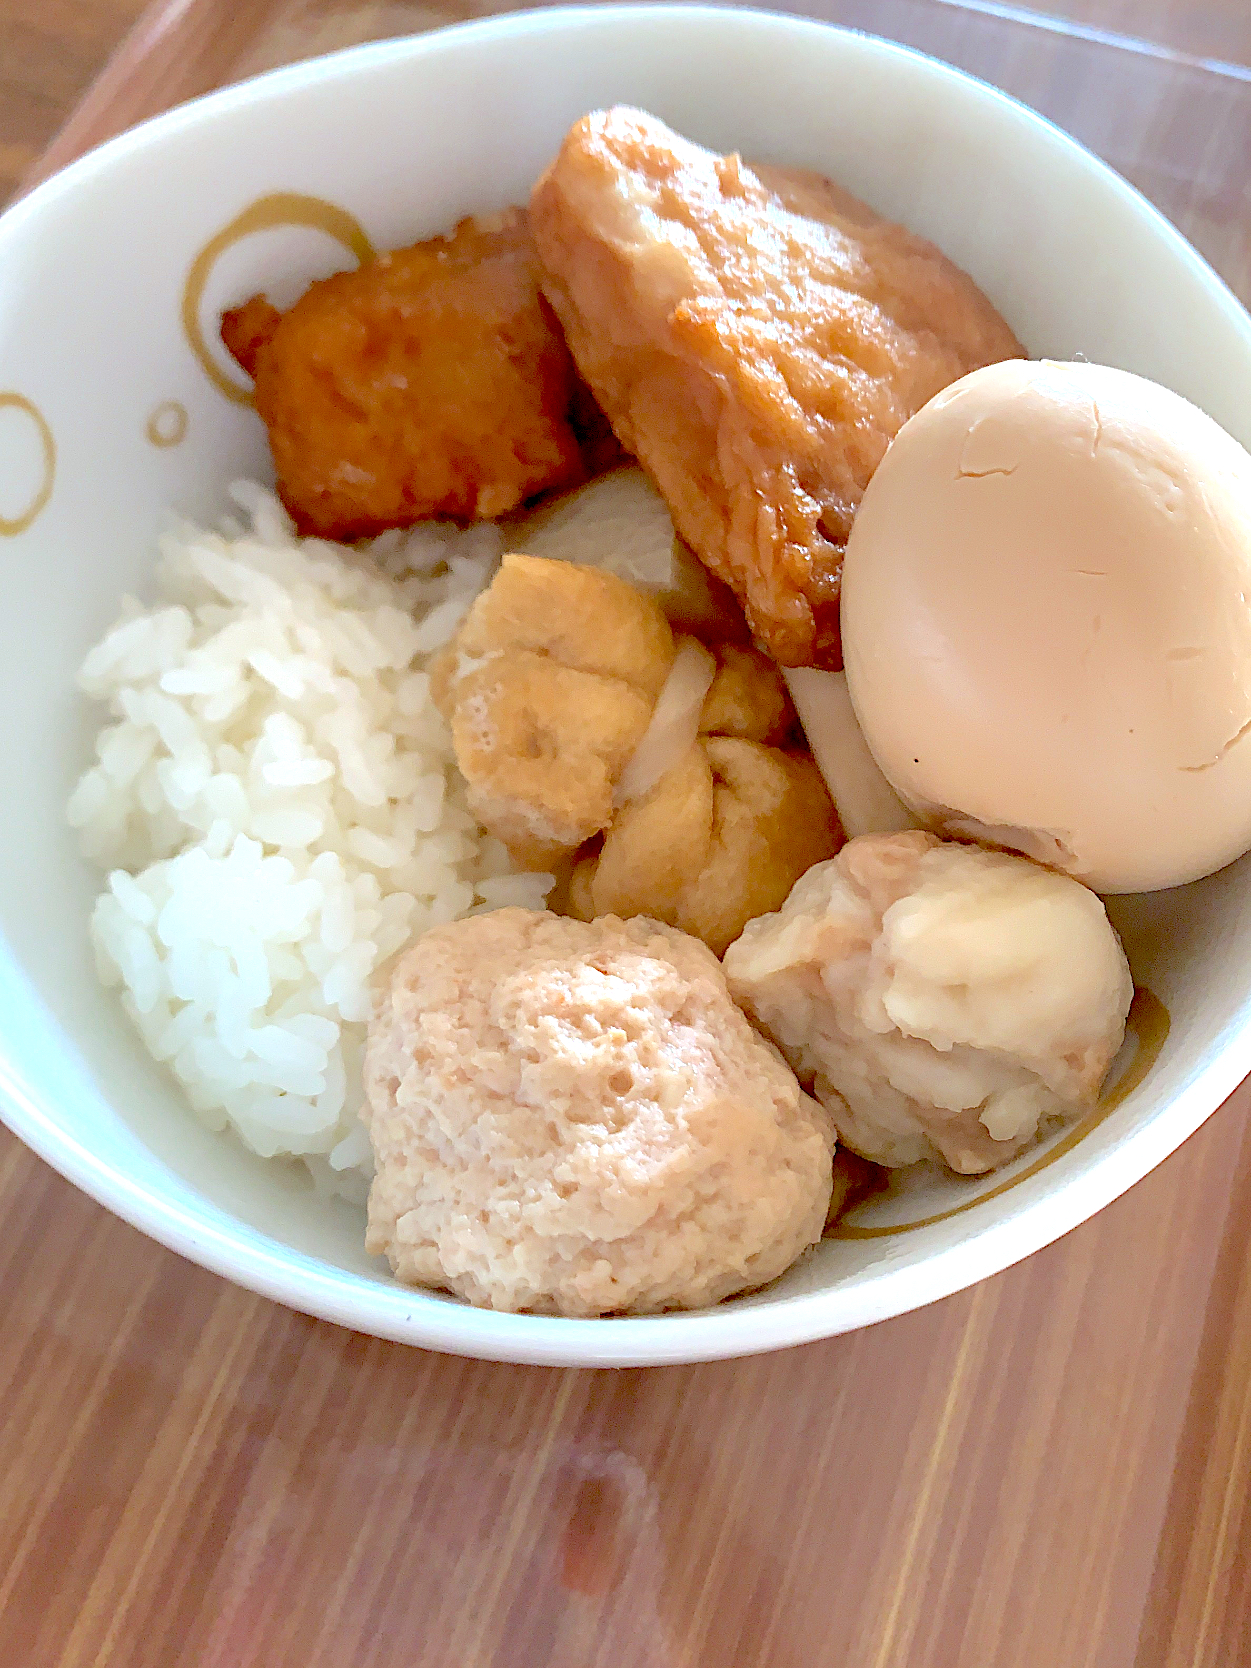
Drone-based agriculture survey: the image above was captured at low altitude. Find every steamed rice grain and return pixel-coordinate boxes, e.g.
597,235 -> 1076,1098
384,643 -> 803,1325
70,483 -> 551,1199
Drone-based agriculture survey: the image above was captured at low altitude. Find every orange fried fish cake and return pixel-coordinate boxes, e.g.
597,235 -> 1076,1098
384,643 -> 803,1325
530,109 -> 1024,668
219,295 -> 280,379
221,209 -> 585,540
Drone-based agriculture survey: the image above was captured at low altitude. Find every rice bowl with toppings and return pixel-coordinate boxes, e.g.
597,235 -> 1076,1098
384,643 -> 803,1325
0,7 -> 1249,1360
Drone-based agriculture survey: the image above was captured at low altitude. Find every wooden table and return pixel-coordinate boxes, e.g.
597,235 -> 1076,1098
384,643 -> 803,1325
4,4 -> 1251,1663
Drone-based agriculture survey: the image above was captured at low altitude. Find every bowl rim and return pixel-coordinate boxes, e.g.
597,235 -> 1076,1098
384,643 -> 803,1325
4,2 -> 1251,1366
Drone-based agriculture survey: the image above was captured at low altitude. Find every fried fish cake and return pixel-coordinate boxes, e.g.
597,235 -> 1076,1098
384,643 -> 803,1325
530,109 -> 1024,667
220,209 -> 587,540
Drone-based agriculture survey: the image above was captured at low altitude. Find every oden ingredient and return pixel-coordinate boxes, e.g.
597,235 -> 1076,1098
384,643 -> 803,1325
363,909 -> 834,1314
436,552 -> 841,952
566,639 -> 840,953
724,831 -> 1133,1175
530,107 -> 1023,668
513,465 -> 742,636
842,359 -> 1251,892
432,553 -> 675,865
221,210 -> 590,540
783,668 -> 916,838
571,736 -> 839,956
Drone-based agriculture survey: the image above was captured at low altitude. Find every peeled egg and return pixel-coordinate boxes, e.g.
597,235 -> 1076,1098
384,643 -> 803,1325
841,359 -> 1251,893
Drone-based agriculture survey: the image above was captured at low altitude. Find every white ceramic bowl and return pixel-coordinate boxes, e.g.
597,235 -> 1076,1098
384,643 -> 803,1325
2,5 -> 1250,1367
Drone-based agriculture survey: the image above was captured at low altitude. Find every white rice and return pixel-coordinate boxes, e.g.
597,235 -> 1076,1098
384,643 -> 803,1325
68,482 -> 552,1202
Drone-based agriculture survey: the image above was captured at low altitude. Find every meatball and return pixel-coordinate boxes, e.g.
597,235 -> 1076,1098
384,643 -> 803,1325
724,831 -> 1134,1175
362,909 -> 834,1314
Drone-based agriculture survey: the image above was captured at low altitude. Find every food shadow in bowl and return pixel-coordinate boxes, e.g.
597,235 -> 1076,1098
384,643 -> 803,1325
2,5 -> 1251,1365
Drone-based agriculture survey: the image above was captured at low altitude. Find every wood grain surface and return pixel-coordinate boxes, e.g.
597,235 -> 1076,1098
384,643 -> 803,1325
4,3 -> 1251,1665
0,0 -> 149,202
